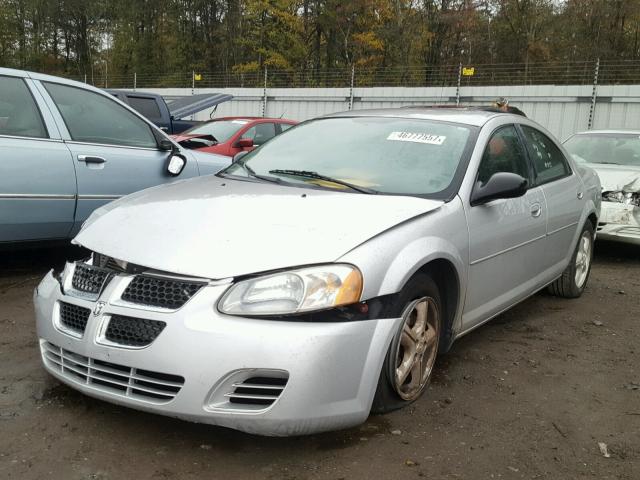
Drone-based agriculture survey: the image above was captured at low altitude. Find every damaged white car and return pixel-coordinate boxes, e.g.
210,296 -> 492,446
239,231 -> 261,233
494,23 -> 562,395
34,109 -> 600,436
565,130 -> 640,245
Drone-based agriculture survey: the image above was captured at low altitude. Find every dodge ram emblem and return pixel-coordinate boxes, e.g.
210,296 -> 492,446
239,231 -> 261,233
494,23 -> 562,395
93,301 -> 106,316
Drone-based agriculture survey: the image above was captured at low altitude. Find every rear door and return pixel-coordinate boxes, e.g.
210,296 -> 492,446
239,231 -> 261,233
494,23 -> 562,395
519,125 -> 583,269
0,73 -> 76,242
36,80 -> 199,235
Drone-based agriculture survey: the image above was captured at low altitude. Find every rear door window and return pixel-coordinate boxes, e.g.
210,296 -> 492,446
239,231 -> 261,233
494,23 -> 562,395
43,82 -> 157,148
521,126 -> 571,184
126,95 -> 162,121
0,76 -> 47,138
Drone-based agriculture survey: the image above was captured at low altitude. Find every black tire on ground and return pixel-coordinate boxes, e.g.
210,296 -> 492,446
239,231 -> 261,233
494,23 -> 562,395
371,272 -> 442,414
548,221 -> 595,299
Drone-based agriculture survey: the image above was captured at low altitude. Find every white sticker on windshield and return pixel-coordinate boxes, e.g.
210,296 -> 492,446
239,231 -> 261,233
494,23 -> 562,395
387,131 -> 446,145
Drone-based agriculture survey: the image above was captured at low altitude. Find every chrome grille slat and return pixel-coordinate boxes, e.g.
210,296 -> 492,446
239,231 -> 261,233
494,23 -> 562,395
226,376 -> 288,407
230,382 -> 285,390
225,393 -> 281,400
41,342 -> 184,404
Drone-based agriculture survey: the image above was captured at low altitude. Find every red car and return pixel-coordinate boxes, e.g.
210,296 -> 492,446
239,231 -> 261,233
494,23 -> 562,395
172,117 -> 297,157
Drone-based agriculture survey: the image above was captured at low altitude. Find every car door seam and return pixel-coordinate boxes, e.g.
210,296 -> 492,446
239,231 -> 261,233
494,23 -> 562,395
469,234 -> 547,265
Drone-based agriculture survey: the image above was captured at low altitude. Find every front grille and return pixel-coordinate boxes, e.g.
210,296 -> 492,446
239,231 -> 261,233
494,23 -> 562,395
58,302 -> 91,335
71,263 -> 113,296
104,315 -> 166,347
226,376 -> 288,407
121,275 -> 203,309
41,342 -> 184,403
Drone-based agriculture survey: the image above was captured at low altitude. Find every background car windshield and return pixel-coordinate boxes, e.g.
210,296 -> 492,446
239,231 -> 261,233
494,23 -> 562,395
564,133 -> 640,167
225,117 -> 473,195
185,120 -> 248,141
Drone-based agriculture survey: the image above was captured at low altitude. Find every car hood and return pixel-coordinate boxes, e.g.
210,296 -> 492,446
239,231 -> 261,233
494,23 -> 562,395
586,163 -> 640,191
75,177 -> 443,279
167,93 -> 233,119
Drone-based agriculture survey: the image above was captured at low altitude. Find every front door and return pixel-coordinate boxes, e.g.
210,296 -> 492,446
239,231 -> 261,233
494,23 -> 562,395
38,80 -> 199,235
462,125 -> 548,329
0,74 -> 76,242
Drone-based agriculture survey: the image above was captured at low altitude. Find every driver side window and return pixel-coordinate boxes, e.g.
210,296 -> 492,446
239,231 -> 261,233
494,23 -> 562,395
43,82 -> 157,149
477,125 -> 530,185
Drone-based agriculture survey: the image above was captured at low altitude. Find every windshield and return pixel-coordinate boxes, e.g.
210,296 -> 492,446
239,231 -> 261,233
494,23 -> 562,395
184,119 -> 249,142
223,117 -> 474,196
564,133 -> 640,167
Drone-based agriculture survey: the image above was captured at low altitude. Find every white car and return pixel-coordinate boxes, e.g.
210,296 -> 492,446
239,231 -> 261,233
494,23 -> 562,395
564,130 -> 640,245
34,109 -> 600,436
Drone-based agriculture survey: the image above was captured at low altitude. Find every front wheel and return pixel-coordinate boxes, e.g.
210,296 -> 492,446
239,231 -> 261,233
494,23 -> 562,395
371,273 -> 441,414
548,222 -> 595,298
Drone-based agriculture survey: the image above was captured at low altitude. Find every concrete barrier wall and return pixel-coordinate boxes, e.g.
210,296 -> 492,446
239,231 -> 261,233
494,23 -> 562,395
141,84 -> 640,141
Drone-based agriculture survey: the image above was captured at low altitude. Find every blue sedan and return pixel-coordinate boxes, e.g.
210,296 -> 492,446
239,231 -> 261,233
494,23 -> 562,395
0,68 -> 231,244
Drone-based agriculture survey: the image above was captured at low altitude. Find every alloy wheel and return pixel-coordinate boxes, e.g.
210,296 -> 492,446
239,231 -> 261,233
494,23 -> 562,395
574,231 -> 592,288
393,297 -> 440,401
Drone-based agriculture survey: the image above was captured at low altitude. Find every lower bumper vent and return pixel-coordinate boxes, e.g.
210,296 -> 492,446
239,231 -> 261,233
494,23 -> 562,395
227,376 -> 288,407
104,315 -> 166,347
41,342 -> 184,403
59,302 -> 91,335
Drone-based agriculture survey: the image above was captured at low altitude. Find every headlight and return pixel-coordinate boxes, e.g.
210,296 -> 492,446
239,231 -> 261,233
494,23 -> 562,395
218,264 -> 363,316
603,190 -> 640,206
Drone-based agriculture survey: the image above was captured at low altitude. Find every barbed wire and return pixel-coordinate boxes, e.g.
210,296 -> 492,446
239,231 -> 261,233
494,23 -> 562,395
63,60 -> 640,89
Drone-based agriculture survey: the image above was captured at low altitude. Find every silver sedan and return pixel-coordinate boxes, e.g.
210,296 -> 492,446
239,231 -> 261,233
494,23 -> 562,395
34,108 -> 601,436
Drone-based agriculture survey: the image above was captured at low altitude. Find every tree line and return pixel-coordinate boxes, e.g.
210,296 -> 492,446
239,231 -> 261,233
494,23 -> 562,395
1,0 -> 640,85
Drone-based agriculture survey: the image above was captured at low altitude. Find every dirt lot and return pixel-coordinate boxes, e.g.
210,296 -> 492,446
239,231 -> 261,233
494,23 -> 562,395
0,242 -> 638,480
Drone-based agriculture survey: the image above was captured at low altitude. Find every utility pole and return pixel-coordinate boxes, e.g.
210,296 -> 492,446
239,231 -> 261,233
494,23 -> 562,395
349,65 -> 355,110
262,67 -> 268,117
588,58 -> 600,130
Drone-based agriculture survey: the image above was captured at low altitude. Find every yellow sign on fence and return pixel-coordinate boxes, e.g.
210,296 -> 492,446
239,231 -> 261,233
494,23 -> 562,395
462,67 -> 475,76
194,73 -> 203,81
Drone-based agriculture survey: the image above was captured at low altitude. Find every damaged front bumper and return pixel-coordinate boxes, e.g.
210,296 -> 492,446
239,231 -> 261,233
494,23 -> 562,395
597,201 -> 640,245
34,269 -> 401,436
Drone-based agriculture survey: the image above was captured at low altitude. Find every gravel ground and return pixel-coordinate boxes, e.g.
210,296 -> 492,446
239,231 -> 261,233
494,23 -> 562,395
0,241 -> 638,480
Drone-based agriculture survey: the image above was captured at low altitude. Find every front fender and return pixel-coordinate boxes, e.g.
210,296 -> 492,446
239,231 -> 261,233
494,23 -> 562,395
339,199 -> 469,336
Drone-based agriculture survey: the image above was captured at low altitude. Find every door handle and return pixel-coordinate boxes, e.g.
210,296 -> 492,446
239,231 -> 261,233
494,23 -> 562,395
530,204 -> 542,218
77,155 -> 106,164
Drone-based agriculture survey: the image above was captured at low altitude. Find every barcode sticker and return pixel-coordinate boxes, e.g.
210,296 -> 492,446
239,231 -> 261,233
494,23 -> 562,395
387,132 -> 446,145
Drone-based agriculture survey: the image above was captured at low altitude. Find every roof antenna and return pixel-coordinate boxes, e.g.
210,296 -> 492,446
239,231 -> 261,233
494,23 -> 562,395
279,111 -> 285,118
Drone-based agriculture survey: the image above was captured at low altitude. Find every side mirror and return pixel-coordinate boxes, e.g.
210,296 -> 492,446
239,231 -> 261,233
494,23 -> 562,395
233,151 -> 249,163
159,138 -> 174,151
234,138 -> 254,149
471,172 -> 528,206
167,154 -> 187,176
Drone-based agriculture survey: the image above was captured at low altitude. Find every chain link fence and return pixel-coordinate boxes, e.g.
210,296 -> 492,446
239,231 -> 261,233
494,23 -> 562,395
64,59 -> 640,90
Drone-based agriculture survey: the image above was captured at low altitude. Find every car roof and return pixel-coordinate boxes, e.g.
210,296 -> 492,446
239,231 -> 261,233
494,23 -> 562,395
324,107 -> 512,127
207,117 -> 296,123
572,129 -> 640,136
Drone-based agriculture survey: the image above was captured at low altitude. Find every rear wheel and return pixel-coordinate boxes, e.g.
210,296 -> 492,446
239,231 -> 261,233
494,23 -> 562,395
548,222 -> 594,298
371,273 -> 441,413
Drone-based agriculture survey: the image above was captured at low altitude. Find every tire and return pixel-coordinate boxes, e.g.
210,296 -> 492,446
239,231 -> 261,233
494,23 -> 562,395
548,221 -> 595,299
371,273 -> 442,414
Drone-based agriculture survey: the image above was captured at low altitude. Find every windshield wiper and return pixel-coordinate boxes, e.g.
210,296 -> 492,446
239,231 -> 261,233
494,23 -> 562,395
268,169 -> 377,194
220,160 -> 282,184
